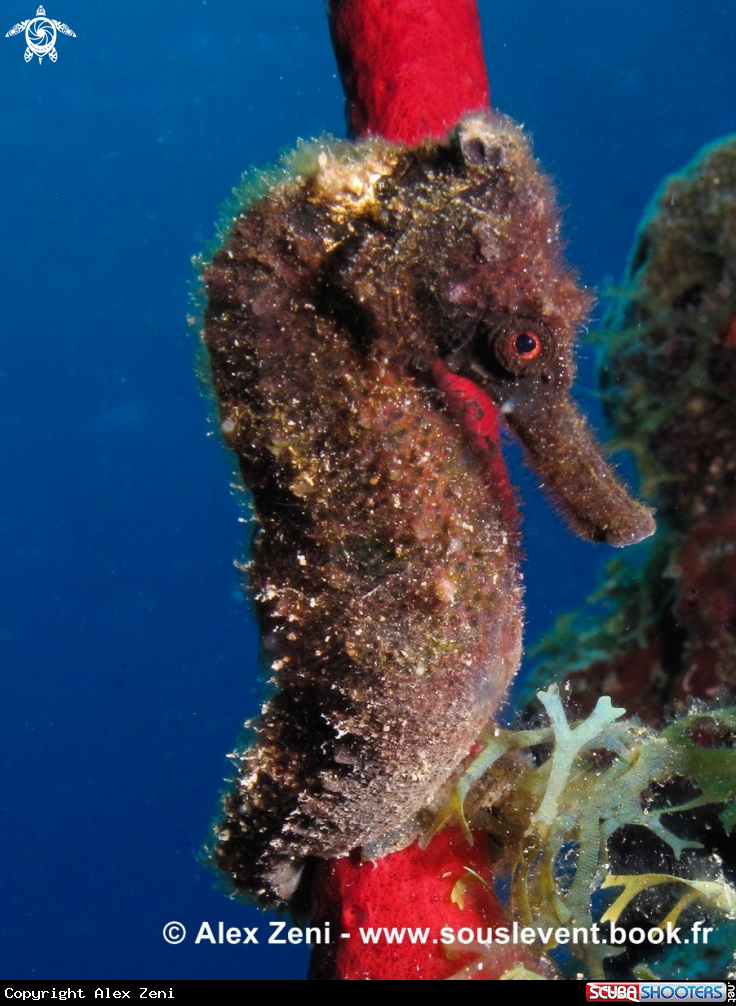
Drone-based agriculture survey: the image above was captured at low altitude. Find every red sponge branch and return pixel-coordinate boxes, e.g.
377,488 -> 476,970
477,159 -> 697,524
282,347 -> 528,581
309,826 -> 517,980
308,0 -> 509,981
328,0 -> 491,145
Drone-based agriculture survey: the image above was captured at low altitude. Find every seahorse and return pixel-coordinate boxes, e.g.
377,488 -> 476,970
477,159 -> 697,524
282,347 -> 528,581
203,112 -> 654,905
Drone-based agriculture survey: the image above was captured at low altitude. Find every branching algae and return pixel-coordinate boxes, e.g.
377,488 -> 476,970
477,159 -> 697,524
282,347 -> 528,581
448,687 -> 736,979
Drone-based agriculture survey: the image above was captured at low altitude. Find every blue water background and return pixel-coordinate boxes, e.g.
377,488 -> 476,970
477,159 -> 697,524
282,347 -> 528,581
1,0 -> 734,980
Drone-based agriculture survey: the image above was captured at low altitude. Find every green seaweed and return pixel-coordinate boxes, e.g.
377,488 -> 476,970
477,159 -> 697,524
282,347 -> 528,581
454,688 -> 736,978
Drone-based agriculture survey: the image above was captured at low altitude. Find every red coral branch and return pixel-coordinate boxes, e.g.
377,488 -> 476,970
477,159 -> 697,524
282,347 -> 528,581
328,0 -> 490,145
310,826 -> 518,980
309,2 -> 522,981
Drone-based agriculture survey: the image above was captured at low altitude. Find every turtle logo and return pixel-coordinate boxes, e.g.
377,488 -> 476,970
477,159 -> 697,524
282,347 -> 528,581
5,5 -> 75,63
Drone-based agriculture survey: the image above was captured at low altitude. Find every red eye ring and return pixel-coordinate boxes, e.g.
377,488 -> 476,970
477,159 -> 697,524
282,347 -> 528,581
509,331 -> 543,361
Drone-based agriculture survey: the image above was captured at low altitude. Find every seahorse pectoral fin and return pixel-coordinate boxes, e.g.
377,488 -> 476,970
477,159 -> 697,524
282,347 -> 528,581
504,395 -> 655,547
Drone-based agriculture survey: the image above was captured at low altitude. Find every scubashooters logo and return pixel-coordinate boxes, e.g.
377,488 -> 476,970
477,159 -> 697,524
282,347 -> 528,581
586,985 -> 728,1002
5,6 -> 75,63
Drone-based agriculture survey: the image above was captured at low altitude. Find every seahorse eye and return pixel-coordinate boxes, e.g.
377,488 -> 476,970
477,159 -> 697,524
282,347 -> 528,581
510,331 -> 542,361
471,318 -> 550,378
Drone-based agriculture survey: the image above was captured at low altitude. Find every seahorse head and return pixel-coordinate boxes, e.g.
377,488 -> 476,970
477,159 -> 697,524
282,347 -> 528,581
320,112 -> 655,545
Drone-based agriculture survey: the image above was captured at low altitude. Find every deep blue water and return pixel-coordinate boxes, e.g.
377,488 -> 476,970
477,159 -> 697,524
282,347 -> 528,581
1,0 -> 733,981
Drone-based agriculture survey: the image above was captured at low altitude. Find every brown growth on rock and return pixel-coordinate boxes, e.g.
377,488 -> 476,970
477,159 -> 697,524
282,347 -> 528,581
531,136 -> 736,724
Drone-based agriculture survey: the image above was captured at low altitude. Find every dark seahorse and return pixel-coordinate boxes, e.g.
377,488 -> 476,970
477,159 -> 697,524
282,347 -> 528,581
203,113 -> 655,906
